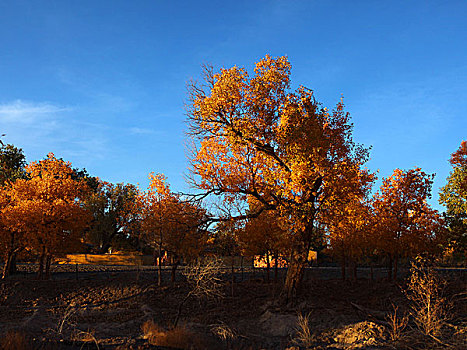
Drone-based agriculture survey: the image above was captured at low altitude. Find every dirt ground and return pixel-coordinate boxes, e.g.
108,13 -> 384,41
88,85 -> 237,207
0,266 -> 465,349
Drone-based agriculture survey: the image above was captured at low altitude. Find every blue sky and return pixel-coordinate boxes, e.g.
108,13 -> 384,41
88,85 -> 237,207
0,0 -> 466,210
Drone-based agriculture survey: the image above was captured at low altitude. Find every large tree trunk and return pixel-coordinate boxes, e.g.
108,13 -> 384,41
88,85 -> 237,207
8,252 -> 17,276
281,241 -> 308,302
2,252 -> 13,279
98,224 -> 122,254
2,233 -> 18,279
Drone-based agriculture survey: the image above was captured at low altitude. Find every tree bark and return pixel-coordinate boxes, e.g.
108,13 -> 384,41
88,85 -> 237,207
98,230 -> 117,254
2,232 -> 18,279
8,252 -> 17,276
2,252 -> 13,279
281,241 -> 308,302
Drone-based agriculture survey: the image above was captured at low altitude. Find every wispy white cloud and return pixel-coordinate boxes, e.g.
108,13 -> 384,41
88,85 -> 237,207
0,100 -> 70,124
0,99 -> 110,167
129,127 -> 155,135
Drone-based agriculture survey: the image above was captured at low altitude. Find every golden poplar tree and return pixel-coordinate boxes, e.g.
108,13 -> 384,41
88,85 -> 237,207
3,153 -> 90,279
373,168 -> 443,279
139,173 -> 207,285
186,55 -> 373,299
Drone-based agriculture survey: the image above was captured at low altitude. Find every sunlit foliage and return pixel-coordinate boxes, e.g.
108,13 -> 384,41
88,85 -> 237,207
1,153 -> 90,278
186,55 -> 374,298
373,168 -> 444,279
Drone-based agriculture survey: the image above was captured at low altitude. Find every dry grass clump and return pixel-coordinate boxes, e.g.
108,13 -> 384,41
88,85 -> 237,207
71,328 -> 100,349
142,320 -> 210,349
292,312 -> 314,348
210,321 -> 236,342
0,330 -> 31,350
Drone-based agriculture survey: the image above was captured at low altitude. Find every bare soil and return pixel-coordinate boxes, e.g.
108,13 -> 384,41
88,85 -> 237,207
0,266 -> 465,349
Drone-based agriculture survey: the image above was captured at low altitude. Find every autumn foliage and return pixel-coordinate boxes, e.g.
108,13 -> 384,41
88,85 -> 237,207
0,58 -> 459,303
187,55 -> 374,298
1,153 -> 90,278
138,173 -> 207,284
372,168 -> 444,279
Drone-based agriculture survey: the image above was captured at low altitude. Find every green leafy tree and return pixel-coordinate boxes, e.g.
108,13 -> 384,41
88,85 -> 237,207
0,143 -> 26,185
439,141 -> 467,263
0,143 -> 26,278
84,181 -> 139,253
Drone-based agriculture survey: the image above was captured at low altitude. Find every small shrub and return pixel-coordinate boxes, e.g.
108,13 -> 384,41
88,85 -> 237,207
142,320 -> 209,349
386,304 -> 409,341
0,330 -> 31,350
405,256 -> 448,338
183,258 -> 225,299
